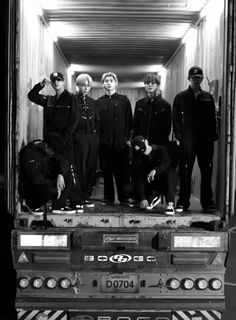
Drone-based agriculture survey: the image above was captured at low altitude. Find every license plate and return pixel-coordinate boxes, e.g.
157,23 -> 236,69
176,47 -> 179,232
101,274 -> 139,293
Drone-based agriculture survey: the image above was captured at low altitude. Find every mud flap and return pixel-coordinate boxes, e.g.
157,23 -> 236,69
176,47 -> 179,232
17,309 -> 67,320
172,310 -> 221,320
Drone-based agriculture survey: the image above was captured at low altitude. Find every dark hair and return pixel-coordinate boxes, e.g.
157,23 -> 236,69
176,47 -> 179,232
143,73 -> 161,86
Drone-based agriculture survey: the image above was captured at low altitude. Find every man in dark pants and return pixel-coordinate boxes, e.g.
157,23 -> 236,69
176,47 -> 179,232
131,136 -> 174,214
28,71 -> 83,212
172,66 -> 218,213
19,140 -> 82,214
73,73 -> 99,207
133,73 -> 175,214
97,72 -> 133,206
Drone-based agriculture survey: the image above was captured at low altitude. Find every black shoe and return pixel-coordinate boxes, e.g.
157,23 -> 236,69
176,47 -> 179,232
83,200 -> 95,208
52,206 -> 76,214
31,208 -> 44,216
101,199 -> 114,206
120,198 -> 135,207
175,204 -> 183,213
75,204 -> 84,213
202,204 -> 217,213
175,204 -> 189,213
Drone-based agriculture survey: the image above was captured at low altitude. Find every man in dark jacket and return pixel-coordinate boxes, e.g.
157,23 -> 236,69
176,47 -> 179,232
19,140 -> 82,214
28,72 -> 83,212
133,73 -> 171,147
131,136 -> 174,214
73,73 -> 99,207
133,74 -> 175,215
172,66 -> 218,213
97,72 -> 133,206
28,71 -> 78,163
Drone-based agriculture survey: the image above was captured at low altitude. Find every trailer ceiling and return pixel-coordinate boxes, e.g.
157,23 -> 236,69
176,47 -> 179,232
41,0 -> 208,82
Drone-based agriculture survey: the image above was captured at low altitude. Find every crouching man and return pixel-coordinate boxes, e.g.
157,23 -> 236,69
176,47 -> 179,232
132,135 -> 175,215
19,139 -> 82,215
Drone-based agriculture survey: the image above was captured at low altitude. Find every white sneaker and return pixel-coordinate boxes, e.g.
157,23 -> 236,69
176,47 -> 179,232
165,202 -> 175,215
52,206 -> 76,214
75,204 -> 84,213
146,196 -> 161,210
31,208 -> 44,216
83,200 -> 94,208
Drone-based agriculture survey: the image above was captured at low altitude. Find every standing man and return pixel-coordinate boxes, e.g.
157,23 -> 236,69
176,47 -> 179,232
28,71 -> 78,158
28,71 -> 83,213
73,73 -> 99,208
133,73 -> 175,214
97,72 -> 133,206
172,66 -> 218,213
133,73 -> 171,146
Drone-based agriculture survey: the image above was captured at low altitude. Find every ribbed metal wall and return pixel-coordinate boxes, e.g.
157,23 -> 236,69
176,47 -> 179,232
42,0 -> 208,82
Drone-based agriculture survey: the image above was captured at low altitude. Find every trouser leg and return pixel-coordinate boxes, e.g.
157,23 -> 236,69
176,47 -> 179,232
132,153 -> 147,202
165,167 -> 177,203
83,134 -> 99,200
19,181 -> 57,209
100,151 -> 115,201
178,142 -> 196,208
197,142 -> 214,207
113,147 -> 132,202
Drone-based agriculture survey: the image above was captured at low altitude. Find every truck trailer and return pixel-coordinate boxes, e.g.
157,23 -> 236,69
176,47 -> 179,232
3,0 -> 236,320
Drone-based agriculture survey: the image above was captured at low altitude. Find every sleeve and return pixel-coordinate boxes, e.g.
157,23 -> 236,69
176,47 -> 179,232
95,101 -> 100,133
20,147 -> 48,184
162,102 -> 172,136
53,154 -> 70,176
133,102 -> 140,138
172,94 -> 182,142
209,95 -> 219,141
28,83 -> 48,107
153,146 -> 171,175
125,96 -> 133,140
61,94 -> 79,141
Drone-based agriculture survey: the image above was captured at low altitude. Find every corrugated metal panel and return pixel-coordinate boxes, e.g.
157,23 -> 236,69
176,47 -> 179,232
41,0 -> 209,81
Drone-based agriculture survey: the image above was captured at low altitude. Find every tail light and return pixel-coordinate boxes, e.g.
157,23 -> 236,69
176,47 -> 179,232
196,278 -> 208,290
46,277 -> 57,289
32,277 -> 44,289
182,278 -> 194,290
209,278 -> 222,290
167,278 -> 181,290
18,277 -> 30,289
60,277 -> 71,289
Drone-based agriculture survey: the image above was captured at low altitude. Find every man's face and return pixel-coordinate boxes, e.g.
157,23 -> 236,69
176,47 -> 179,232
78,80 -> 91,96
145,81 -> 159,94
189,76 -> 203,88
51,78 -> 65,91
103,76 -> 117,92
